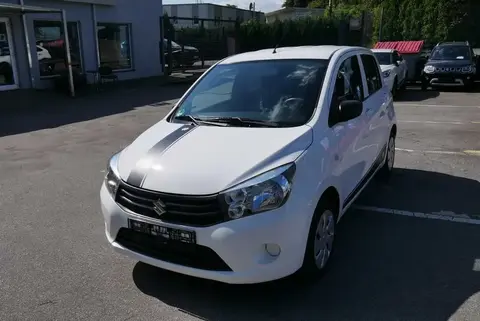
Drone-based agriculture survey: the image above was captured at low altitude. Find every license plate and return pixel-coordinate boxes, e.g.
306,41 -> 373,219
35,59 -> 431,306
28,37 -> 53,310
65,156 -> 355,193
128,219 -> 196,244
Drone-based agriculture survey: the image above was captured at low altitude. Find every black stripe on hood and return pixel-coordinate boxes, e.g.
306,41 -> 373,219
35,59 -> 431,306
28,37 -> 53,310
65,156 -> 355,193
127,124 -> 196,187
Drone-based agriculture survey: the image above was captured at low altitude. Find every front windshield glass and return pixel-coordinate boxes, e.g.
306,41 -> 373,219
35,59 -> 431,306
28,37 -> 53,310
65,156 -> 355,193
170,59 -> 328,127
374,52 -> 392,65
430,46 -> 471,60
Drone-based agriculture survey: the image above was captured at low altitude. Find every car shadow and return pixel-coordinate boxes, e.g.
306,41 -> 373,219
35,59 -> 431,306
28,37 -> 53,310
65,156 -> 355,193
0,81 -> 190,138
357,168 -> 480,216
394,87 -> 440,102
131,171 -> 480,320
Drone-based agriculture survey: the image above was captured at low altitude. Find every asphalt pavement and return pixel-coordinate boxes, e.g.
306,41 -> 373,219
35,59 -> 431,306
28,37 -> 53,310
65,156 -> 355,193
0,84 -> 479,321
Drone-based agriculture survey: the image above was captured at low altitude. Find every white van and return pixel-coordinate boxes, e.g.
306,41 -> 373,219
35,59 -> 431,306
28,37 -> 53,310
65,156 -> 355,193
100,45 -> 397,284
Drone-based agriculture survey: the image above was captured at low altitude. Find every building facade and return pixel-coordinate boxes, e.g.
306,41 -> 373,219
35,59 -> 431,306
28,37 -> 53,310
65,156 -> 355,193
0,0 -> 163,92
163,3 -> 265,29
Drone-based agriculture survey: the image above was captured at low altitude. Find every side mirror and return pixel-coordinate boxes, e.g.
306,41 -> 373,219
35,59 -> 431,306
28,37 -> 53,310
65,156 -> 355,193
394,60 -> 399,66
337,100 -> 363,123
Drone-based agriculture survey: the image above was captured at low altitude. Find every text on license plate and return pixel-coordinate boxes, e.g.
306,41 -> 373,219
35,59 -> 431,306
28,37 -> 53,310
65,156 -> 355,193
128,219 -> 196,244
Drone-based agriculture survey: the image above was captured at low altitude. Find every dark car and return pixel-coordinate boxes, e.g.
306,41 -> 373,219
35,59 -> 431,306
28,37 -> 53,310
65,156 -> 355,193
163,39 -> 200,67
421,41 -> 477,90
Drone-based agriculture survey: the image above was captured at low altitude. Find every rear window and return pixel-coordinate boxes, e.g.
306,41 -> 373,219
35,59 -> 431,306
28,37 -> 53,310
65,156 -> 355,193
171,59 -> 329,127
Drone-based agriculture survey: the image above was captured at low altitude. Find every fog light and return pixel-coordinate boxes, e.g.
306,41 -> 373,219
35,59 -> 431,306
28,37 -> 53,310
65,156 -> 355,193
265,243 -> 281,257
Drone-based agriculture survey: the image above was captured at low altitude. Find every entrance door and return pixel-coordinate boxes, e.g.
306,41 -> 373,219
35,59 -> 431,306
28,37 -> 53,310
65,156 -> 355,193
0,17 -> 18,90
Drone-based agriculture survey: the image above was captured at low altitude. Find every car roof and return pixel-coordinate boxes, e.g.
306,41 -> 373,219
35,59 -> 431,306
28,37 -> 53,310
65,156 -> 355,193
219,45 -> 367,64
371,49 -> 395,53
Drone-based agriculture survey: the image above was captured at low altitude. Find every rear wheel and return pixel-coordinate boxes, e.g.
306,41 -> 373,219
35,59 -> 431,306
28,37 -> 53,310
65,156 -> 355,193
392,78 -> 398,96
377,133 -> 395,181
299,197 -> 338,280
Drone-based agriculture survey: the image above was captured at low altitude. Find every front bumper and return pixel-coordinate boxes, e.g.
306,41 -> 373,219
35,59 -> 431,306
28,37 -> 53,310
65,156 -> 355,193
422,73 -> 475,87
100,183 -> 311,284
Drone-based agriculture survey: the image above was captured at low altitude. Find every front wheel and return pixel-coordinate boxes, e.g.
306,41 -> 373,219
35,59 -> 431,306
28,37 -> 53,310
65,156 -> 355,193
377,134 -> 395,181
299,198 -> 337,280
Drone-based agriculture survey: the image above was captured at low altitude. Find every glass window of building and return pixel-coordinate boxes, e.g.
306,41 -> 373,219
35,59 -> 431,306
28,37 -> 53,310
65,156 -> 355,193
33,20 -> 82,77
97,23 -> 132,70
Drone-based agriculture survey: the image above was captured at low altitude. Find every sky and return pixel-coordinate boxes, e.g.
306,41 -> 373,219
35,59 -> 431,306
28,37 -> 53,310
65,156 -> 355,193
163,0 -> 283,13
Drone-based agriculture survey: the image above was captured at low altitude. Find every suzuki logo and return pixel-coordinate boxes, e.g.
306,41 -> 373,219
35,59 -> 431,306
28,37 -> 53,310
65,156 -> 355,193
153,199 -> 167,216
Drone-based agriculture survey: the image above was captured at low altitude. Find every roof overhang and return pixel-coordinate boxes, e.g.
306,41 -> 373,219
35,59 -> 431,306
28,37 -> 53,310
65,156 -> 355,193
0,3 -> 62,14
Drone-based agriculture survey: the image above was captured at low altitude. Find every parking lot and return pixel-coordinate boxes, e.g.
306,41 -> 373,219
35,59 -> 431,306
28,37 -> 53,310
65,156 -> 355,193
1,84 -> 479,321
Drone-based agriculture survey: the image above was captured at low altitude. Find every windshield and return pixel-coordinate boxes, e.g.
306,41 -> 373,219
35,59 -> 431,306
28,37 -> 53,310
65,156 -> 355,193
374,52 -> 392,65
170,59 -> 328,127
430,46 -> 471,60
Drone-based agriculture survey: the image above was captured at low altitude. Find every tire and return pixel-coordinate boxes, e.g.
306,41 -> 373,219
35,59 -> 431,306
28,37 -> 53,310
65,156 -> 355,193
377,132 -> 396,181
400,74 -> 408,90
421,81 -> 428,91
465,80 -> 475,92
392,78 -> 398,97
299,197 -> 338,280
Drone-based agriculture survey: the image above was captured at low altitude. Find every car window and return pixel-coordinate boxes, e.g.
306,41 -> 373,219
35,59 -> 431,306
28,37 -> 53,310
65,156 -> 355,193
360,54 -> 382,96
430,46 -> 471,60
328,55 -> 364,127
36,46 -> 43,52
171,59 -> 329,127
373,52 -> 392,65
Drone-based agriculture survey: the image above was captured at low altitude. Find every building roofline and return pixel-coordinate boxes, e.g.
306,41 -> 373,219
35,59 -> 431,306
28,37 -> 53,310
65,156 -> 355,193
163,3 -> 265,14
265,7 -> 325,17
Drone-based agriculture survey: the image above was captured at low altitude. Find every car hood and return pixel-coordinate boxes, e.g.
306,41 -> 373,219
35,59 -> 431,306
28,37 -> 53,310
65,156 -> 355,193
426,59 -> 472,67
117,121 -> 312,195
380,64 -> 396,72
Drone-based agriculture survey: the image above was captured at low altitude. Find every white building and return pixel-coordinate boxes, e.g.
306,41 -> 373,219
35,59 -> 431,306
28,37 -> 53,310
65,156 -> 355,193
265,7 -> 325,23
163,3 -> 265,29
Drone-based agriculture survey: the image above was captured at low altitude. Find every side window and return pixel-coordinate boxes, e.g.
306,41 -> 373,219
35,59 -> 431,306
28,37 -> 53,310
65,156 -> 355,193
360,54 -> 382,97
394,51 -> 403,61
329,55 -> 364,126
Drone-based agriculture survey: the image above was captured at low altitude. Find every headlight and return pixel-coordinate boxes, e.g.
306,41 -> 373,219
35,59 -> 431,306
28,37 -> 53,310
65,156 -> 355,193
462,65 -> 476,73
423,65 -> 435,73
220,163 -> 296,220
382,70 -> 391,78
104,152 -> 121,198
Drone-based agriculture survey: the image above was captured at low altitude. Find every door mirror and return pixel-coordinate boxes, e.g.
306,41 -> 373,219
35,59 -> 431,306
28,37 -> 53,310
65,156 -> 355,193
394,60 -> 399,66
337,100 -> 363,123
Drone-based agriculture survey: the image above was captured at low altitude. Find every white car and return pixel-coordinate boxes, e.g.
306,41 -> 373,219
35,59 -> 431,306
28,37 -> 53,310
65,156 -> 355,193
36,45 -> 52,61
372,49 -> 408,95
100,45 -> 397,284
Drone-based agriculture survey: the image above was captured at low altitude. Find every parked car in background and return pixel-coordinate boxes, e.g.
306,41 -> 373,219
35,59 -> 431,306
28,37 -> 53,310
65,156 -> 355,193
100,45 -> 397,284
372,49 -> 408,96
163,39 -> 200,67
421,41 -> 477,90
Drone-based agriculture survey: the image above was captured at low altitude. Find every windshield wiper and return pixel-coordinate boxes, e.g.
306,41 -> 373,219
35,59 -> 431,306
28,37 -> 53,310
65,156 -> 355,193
200,117 -> 280,127
174,115 -> 228,127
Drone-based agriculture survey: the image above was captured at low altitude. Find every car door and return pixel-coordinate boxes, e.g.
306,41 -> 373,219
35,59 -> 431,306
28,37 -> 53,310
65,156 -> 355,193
359,53 -> 391,167
327,53 -> 371,204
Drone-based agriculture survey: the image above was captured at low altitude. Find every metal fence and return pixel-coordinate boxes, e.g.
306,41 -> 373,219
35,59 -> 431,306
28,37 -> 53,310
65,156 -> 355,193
161,16 -> 238,75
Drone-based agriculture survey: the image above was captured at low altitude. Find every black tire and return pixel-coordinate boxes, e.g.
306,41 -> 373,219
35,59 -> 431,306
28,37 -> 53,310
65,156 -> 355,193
392,78 -> 398,96
465,81 -> 475,92
377,132 -> 396,182
400,74 -> 408,90
299,196 -> 338,280
421,81 -> 428,91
